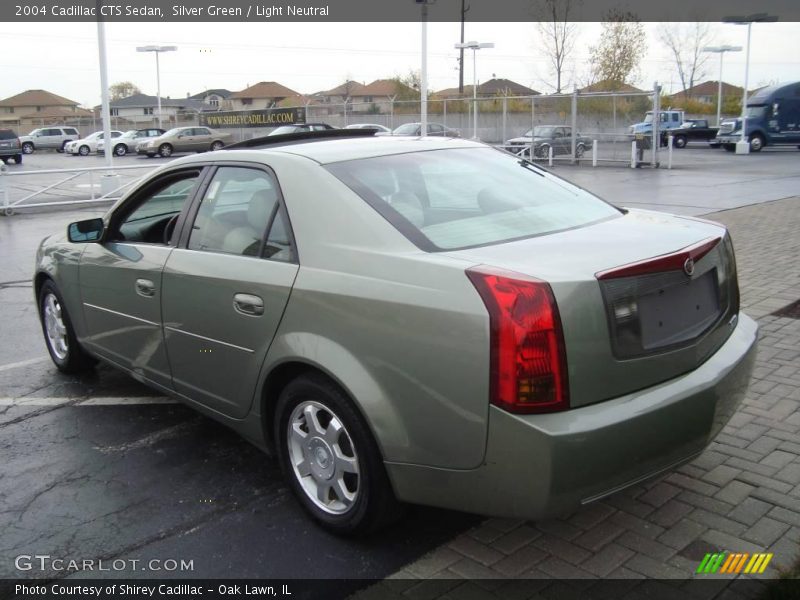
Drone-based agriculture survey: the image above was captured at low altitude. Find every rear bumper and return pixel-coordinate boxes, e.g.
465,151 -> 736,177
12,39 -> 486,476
386,313 -> 758,519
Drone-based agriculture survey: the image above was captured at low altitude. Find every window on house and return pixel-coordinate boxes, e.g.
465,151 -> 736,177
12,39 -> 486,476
241,98 -> 252,105
144,107 -> 154,115
110,109 -> 119,116
209,98 -> 219,107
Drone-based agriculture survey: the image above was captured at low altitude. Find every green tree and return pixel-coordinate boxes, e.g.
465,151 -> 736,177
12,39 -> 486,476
109,81 -> 141,101
588,11 -> 647,87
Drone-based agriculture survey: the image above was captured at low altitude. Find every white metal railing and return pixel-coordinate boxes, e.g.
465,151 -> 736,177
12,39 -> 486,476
0,164 -> 157,215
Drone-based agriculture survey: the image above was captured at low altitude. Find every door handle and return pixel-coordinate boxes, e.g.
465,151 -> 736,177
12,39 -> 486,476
135,278 -> 156,297
233,293 -> 264,316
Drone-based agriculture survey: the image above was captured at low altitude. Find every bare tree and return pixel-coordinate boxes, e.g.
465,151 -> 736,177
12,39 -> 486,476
589,10 -> 647,86
535,0 -> 579,93
659,23 -> 712,95
109,81 -> 141,101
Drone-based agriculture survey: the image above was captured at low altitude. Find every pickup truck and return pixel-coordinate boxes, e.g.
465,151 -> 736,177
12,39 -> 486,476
661,119 -> 720,148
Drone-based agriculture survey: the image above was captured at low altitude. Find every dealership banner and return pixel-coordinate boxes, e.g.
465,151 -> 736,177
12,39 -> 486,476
200,107 -> 305,129
3,0 -> 800,22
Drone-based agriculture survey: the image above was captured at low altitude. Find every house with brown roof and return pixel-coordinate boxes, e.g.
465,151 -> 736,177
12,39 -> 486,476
579,80 -> 646,94
0,89 -> 93,127
669,81 -> 743,104
228,82 -> 301,110
314,81 -> 367,105
434,78 -> 540,99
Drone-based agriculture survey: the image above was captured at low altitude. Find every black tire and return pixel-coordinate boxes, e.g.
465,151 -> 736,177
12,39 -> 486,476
113,144 -> 127,157
78,145 -> 90,156
22,142 -> 34,154
674,135 -> 687,148
57,141 -> 67,153
1,157 -> 8,164
38,280 -> 95,374
535,144 -> 550,159
14,154 -> 22,164
749,134 -> 765,152
274,373 -> 401,536
575,143 -> 585,158
210,140 -> 224,151
158,143 -> 173,157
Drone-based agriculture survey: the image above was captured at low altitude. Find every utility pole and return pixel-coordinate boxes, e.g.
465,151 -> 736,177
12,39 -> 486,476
458,0 -> 467,94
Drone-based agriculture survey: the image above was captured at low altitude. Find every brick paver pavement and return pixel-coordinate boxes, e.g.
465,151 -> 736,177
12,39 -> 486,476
357,196 -> 800,597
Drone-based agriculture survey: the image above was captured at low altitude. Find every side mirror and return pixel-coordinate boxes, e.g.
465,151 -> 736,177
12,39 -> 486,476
68,218 -> 104,243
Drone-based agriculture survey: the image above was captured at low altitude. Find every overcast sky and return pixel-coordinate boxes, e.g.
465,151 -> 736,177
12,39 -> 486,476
0,20 -> 797,107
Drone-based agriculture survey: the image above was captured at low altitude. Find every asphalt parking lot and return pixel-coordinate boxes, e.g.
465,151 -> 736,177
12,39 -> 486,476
1,144 -> 799,592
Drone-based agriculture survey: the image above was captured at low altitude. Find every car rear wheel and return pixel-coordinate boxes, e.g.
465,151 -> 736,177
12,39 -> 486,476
113,144 -> 127,156
535,144 -> 550,159
39,280 -> 95,374
78,145 -> 90,156
21,142 -> 34,154
275,373 -> 401,535
158,143 -> 173,157
674,135 -> 687,148
210,141 -> 224,151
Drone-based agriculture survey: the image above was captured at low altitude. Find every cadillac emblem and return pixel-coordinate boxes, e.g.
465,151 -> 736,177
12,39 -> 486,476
683,257 -> 695,276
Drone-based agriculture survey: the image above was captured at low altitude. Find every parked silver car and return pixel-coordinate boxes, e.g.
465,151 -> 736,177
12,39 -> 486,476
35,132 -> 757,535
137,126 -> 231,157
19,126 -> 81,154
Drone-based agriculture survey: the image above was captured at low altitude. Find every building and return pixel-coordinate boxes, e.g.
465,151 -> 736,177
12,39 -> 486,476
314,81 -> 366,105
108,93 -> 210,125
0,89 -> 93,127
189,89 -> 232,109
579,80 -> 646,94
476,78 -> 540,97
228,82 -> 301,110
669,81 -> 743,104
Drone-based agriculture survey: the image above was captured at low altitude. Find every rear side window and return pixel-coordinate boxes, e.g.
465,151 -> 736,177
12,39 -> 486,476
65,128 -> 79,135
188,166 -> 295,262
327,147 -> 621,251
0,129 -> 16,140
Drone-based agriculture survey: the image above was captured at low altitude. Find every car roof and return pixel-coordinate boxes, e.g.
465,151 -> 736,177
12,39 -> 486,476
261,135 -> 483,164
226,136 -> 488,164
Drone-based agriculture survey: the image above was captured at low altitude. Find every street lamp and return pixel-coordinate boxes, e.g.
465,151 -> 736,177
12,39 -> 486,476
722,13 -> 778,154
454,41 -> 494,140
136,45 -> 177,129
702,45 -> 742,127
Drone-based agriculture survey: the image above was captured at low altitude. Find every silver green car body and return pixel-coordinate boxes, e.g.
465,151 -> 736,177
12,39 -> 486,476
34,136 -> 757,521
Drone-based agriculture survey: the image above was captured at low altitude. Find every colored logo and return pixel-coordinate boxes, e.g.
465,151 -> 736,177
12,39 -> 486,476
696,552 -> 773,574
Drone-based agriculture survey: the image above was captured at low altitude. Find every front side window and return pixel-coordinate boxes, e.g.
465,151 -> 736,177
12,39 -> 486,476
188,166 -> 293,261
327,148 -> 621,251
112,171 -> 201,244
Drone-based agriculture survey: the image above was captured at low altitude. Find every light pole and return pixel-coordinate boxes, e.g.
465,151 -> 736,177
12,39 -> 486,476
136,45 -> 177,129
702,45 -> 742,127
454,41 -> 494,140
722,13 -> 777,154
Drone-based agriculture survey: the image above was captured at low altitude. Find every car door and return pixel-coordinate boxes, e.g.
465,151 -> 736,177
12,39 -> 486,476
40,128 -> 59,149
79,167 -> 206,389
161,164 -> 299,418
191,127 -> 213,151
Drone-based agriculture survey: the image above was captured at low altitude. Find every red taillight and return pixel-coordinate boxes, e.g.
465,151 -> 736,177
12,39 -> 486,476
467,266 -> 569,414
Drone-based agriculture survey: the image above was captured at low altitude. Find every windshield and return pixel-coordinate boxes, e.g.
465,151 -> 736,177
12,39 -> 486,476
163,128 -> 183,137
121,130 -> 138,138
745,105 -> 767,119
327,148 -> 621,251
532,126 -> 556,137
393,123 -> 419,135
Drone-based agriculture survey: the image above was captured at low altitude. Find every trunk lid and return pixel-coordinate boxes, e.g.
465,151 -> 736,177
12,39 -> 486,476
446,209 -> 740,408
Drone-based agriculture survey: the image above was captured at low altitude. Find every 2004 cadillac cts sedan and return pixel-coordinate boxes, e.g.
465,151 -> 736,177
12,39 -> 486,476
35,129 -> 758,535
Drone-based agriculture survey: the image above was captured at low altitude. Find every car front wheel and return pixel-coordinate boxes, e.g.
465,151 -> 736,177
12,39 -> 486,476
674,136 -> 687,148
78,145 -> 90,156
113,144 -> 127,156
39,280 -> 95,374
275,373 -> 400,535
21,142 -> 34,154
158,143 -> 173,157
749,134 -> 765,152
210,140 -> 224,151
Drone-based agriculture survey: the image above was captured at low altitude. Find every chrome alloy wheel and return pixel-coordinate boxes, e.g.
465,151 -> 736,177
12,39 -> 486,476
43,293 -> 68,360
287,400 -> 360,514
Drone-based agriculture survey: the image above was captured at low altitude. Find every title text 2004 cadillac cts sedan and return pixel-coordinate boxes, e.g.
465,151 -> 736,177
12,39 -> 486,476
35,132 -> 757,535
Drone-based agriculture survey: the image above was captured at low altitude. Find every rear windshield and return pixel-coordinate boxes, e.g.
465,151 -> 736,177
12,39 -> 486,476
0,129 -> 17,140
326,147 -> 621,251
